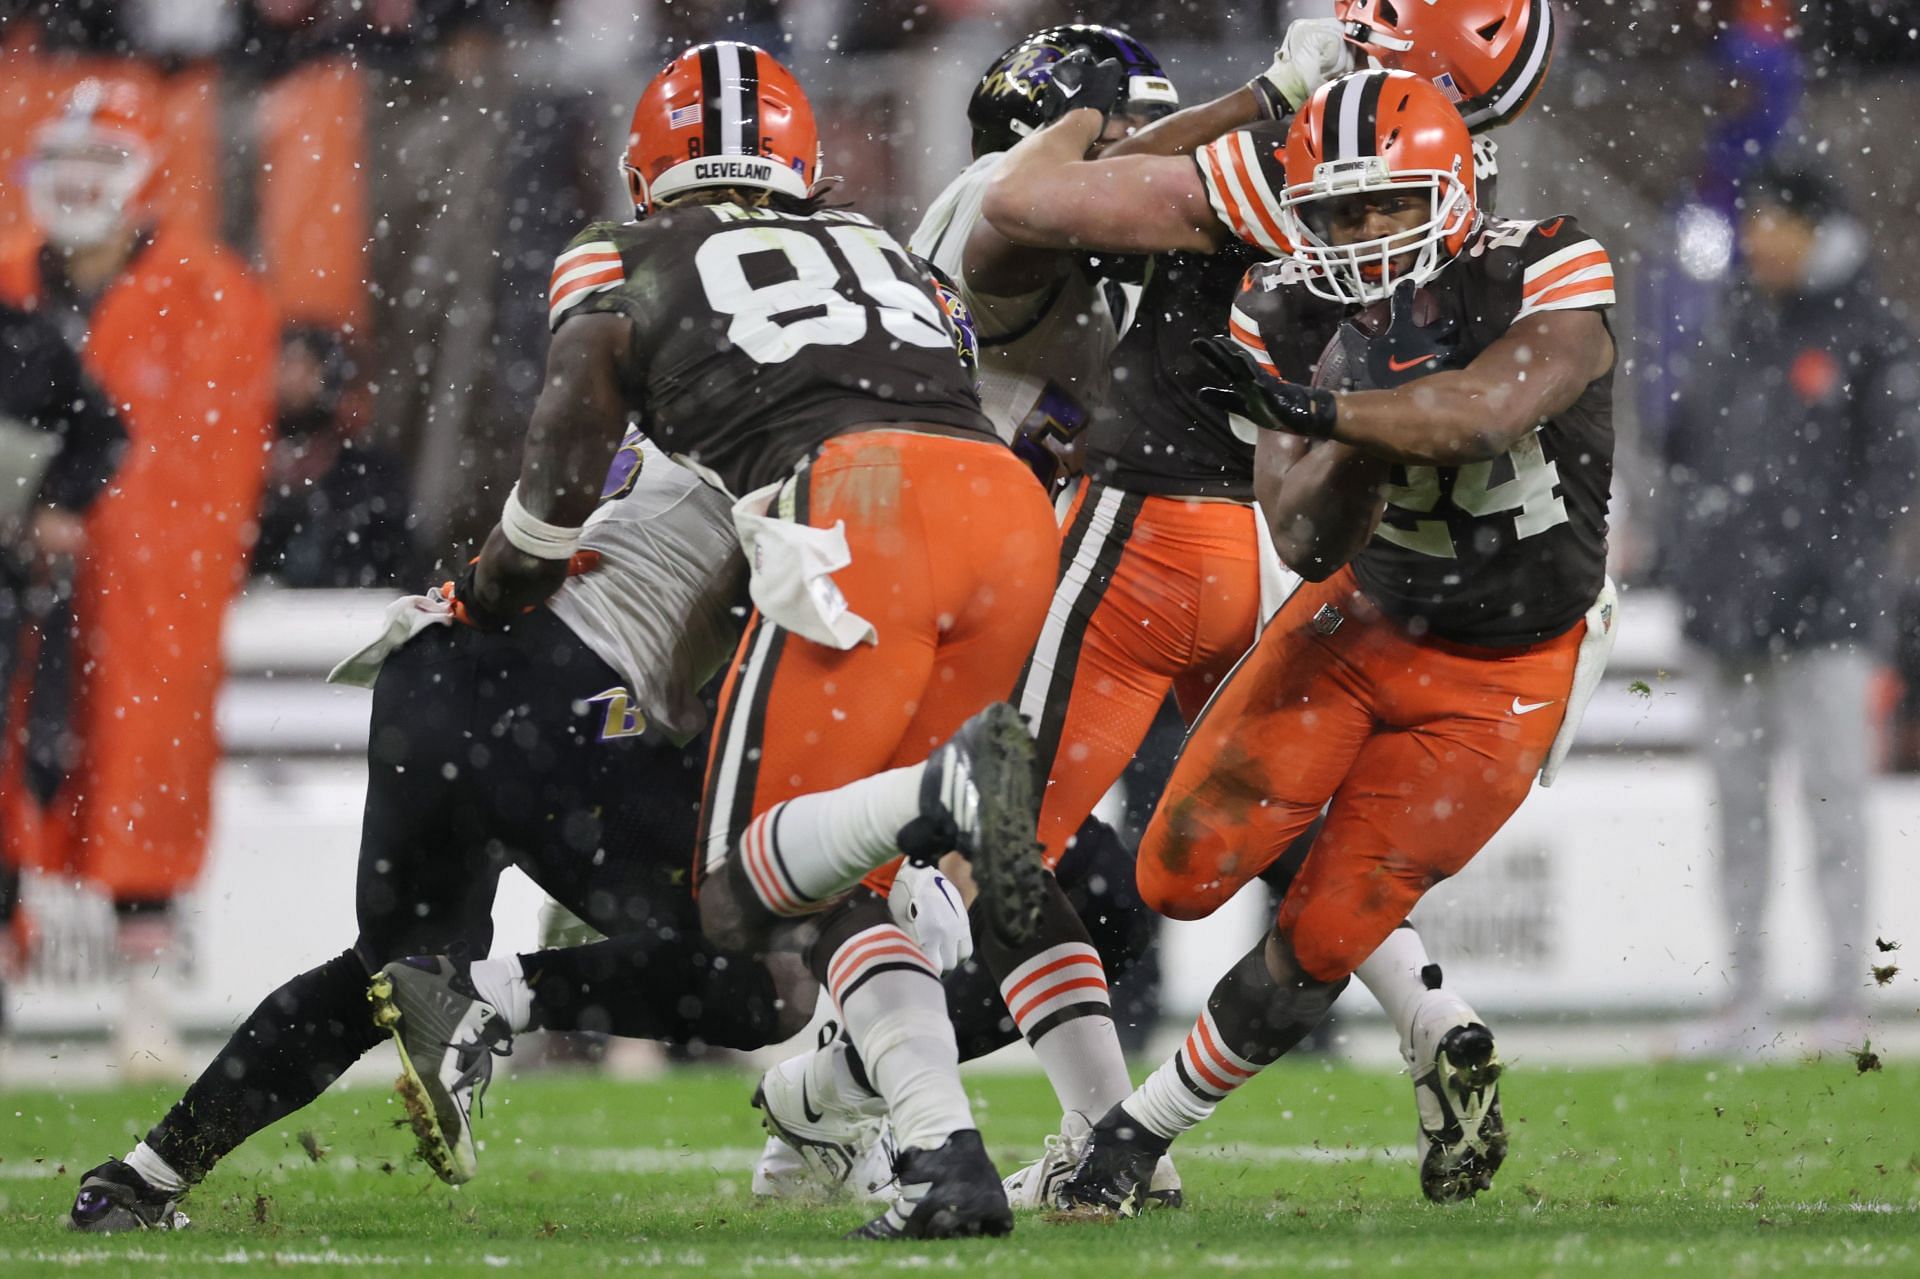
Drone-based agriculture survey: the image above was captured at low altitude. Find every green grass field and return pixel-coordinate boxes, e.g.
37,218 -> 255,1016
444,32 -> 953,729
2,1056 -> 1916,1277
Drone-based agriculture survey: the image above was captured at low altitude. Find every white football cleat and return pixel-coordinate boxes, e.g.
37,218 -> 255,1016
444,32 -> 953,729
1002,1110 -> 1182,1210
752,1124 -> 898,1203
751,1045 -> 895,1201
1406,982 -> 1506,1203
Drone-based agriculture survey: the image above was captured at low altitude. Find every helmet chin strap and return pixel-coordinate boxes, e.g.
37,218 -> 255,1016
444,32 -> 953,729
1343,20 -> 1414,52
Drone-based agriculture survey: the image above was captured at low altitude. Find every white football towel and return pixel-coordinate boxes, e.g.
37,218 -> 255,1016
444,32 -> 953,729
1539,576 -> 1619,787
731,477 -> 877,651
326,587 -> 457,688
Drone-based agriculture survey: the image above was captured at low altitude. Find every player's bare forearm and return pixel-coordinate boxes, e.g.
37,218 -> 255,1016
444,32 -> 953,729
1331,311 -> 1615,466
959,213 -> 1069,298
471,525 -> 568,619
517,312 -> 635,524
474,311 -> 634,611
981,109 -> 1221,255
1102,87 -> 1262,159
1256,434 -> 1389,581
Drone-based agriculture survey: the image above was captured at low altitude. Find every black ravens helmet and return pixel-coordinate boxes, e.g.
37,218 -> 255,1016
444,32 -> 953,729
968,24 -> 1178,157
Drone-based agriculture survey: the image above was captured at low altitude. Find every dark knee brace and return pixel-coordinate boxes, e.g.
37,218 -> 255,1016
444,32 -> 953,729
1208,931 -> 1348,1066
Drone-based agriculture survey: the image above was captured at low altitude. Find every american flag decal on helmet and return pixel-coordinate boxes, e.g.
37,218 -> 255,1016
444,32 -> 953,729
668,103 -> 703,129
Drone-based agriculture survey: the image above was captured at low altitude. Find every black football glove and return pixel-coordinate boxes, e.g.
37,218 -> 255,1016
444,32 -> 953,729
1362,279 -> 1459,389
1038,50 -> 1128,130
1192,336 -> 1339,440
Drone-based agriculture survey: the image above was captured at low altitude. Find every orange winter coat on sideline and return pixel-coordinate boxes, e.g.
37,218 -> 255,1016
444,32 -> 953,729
0,226 -> 276,901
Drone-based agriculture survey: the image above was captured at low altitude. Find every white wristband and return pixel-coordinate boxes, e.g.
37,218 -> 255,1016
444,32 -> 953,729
499,484 -> 583,560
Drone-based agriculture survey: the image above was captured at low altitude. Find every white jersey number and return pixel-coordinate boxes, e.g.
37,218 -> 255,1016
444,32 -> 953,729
694,224 -> 951,365
1375,432 -> 1569,559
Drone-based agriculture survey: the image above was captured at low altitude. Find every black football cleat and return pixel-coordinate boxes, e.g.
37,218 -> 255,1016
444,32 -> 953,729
847,1129 -> 1013,1240
369,955 -> 513,1185
1413,1019 -> 1507,1203
1053,1103 -> 1170,1217
68,1159 -> 189,1233
904,701 -> 1045,947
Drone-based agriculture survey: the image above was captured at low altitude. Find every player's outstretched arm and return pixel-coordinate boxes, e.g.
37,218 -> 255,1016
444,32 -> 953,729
1254,433 -> 1390,581
465,311 -> 635,624
1100,87 -> 1262,161
1332,310 -> 1615,466
981,108 -> 1223,256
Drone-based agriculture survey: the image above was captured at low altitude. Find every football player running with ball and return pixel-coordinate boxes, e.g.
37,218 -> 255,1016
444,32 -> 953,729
940,0 -> 1554,1206
1057,68 -> 1617,1214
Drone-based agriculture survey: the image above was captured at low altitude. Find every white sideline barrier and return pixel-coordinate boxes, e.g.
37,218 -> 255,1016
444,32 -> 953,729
1162,757 -> 1920,1019
11,586 -> 1916,1034
14,753 -> 1918,1035
9,758 -> 551,1036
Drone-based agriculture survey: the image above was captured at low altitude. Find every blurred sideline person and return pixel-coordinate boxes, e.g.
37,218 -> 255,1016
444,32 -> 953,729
1058,67 -> 1616,1214
1656,161 -> 1919,1052
0,78 -> 276,1076
0,299 -> 125,1027
376,43 -> 1058,1241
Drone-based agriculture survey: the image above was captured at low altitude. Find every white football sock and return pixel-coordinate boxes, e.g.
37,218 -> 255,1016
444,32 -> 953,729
736,765 -> 924,915
827,923 -> 973,1151
998,942 -> 1133,1117
1353,925 -> 1433,1064
467,955 -> 532,1033
125,1140 -> 187,1194
1125,1006 -> 1263,1141
1034,1016 -> 1134,1118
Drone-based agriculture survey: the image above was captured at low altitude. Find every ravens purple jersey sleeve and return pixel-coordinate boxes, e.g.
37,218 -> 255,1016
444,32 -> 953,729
1240,214 -> 1617,645
547,205 -> 995,497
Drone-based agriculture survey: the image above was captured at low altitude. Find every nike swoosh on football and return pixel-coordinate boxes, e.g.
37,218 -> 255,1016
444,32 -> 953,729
1510,697 -> 1554,715
1387,354 -> 1436,372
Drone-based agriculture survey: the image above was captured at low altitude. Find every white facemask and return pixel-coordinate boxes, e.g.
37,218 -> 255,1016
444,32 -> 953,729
1278,157 -> 1474,305
26,137 -> 152,251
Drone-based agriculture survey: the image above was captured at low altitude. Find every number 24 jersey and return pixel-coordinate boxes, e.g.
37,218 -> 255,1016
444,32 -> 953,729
1234,215 -> 1617,646
547,203 -> 994,498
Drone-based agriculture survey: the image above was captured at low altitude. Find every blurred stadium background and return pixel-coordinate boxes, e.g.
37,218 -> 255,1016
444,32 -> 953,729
1,0 -> 1917,1081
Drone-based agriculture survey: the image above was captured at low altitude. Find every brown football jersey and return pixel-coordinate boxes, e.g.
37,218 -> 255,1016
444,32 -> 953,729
548,204 -> 994,497
1234,214 -> 1616,645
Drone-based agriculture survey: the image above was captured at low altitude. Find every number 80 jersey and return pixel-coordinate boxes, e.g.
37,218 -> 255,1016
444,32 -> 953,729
548,203 -> 995,498
1235,214 -> 1616,646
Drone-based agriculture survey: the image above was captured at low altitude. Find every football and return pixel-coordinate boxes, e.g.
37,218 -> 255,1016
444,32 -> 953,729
1348,284 -> 1441,336
1313,286 -> 1442,389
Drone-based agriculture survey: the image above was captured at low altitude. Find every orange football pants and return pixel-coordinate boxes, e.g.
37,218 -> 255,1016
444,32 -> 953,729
1013,478 -> 1262,870
696,430 -> 1059,898
1137,565 -> 1583,982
